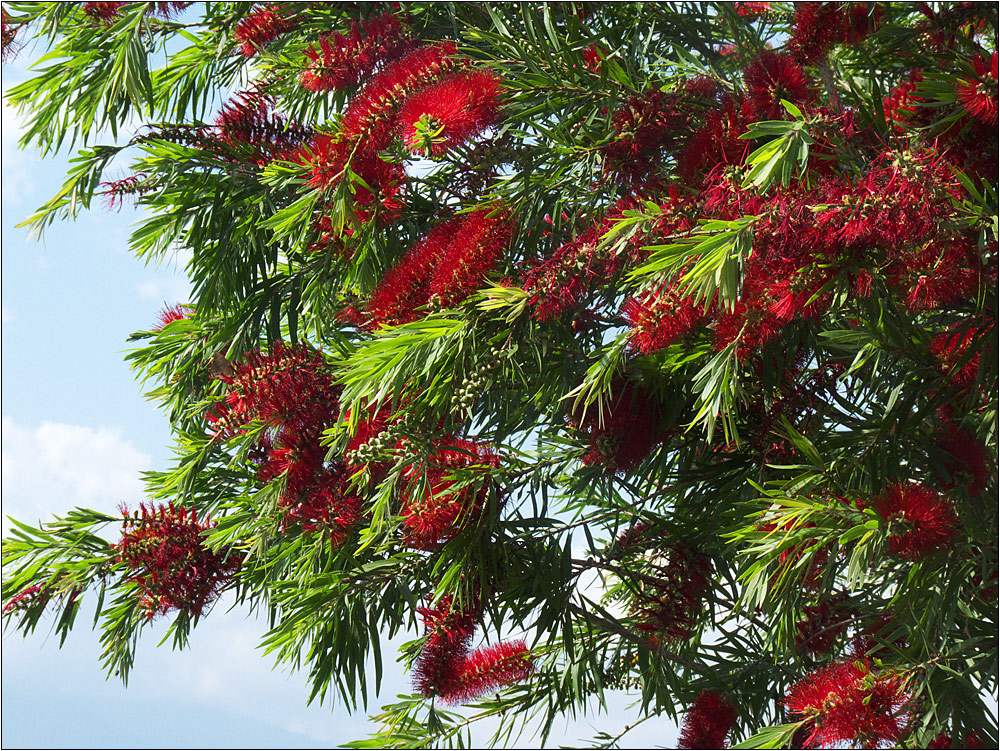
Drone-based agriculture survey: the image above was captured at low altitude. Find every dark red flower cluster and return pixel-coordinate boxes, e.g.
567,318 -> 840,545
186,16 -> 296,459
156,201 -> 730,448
789,2 -> 882,64
397,70 -> 502,157
212,88 -> 313,166
233,4 -> 296,57
600,83 -> 717,187
207,343 -> 362,541
623,278 -> 707,354
299,13 -> 410,93
929,730 -> 989,749
413,594 -> 534,703
631,543 -> 711,646
677,690 -> 736,749
399,437 -> 502,550
785,658 -> 913,749
795,592 -> 853,657
572,380 -> 664,475
933,423 -> 991,497
115,503 -> 239,619
871,483 -> 959,560
368,206 -> 514,325
929,319 -> 992,389
81,1 -> 188,23
743,50 -> 812,118
526,194 -> 692,322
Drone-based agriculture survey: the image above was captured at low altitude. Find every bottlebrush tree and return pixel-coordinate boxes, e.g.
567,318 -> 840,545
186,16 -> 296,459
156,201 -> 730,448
2,2 -> 998,748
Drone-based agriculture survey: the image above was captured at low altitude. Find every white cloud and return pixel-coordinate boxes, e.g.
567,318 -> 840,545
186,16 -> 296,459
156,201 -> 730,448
1,417 -> 150,531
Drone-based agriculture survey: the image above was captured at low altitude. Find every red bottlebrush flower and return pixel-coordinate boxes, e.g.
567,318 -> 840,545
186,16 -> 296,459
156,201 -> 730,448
956,53 -> 998,126
367,216 -> 464,326
279,468 -> 363,543
443,640 -> 535,704
345,404 -> 395,476
154,303 -> 190,330
795,592 -> 852,657
790,2 -> 880,64
734,2 -> 770,17
785,658 -> 913,749
574,380 -> 662,475
398,70 -> 502,156
209,342 -> 340,437
933,424 -> 991,497
849,614 -> 908,661
601,88 -> 692,186
299,134 -> 406,220
82,1 -> 186,23
743,50 -> 811,118
299,13 -> 409,93
677,95 -> 754,185
883,70 -> 927,131
632,543 -> 711,645
929,731 -> 987,749
929,319 -> 991,388
428,205 -> 514,308
115,503 -> 239,619
677,690 -> 736,750
623,281 -> 707,354
400,438 -> 502,550
339,41 -> 465,153
413,594 -> 479,699
871,483 -> 958,560
81,2 -> 127,23
233,4 -> 295,57
887,238 -> 980,312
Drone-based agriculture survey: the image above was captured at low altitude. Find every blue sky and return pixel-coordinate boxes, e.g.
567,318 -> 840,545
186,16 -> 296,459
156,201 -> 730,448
1,37 -> 677,750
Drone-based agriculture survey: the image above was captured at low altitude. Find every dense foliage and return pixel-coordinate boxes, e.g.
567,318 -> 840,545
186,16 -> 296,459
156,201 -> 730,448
2,2 -> 998,748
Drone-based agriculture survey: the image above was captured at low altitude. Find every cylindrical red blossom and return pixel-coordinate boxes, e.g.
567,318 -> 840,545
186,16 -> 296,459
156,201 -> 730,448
956,53 -> 998,126
785,658 -> 913,749
600,87 -> 693,186
115,503 -> 239,619
278,467 -> 363,543
413,594 -> 479,699
886,238 -> 981,312
790,2 -> 880,64
428,205 -> 514,308
632,543 -> 711,645
795,592 -> 853,657
398,70 -> 502,157
871,483 -> 958,560
742,50 -> 812,118
234,4 -> 296,57
929,319 -> 992,388
2,584 -> 49,616
734,2 -> 770,17
677,95 -> 754,186
933,424 -> 991,498
80,2 -> 127,23
623,281 -> 707,354
677,690 -> 736,749
211,342 -> 339,436
339,41 -> 466,153
367,216 -> 464,326
442,640 -> 535,704
213,88 -> 312,164
299,13 -> 409,93
575,380 -> 663,475
2,8 -> 24,62
400,437 -> 502,550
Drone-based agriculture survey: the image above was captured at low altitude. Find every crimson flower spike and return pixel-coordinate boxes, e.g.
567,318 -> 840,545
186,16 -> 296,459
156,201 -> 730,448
677,690 -> 736,749
397,70 -> 502,157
